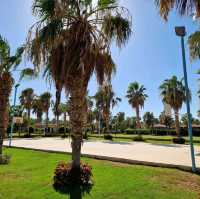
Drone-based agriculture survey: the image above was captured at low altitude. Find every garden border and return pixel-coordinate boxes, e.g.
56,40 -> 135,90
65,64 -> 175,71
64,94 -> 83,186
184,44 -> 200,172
4,145 -> 200,174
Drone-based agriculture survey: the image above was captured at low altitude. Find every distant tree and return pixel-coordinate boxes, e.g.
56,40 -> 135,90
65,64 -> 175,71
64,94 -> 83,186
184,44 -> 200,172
60,102 -> 69,136
126,82 -> 148,128
40,92 -> 51,135
193,118 -> 200,125
94,84 -> 121,133
159,76 -> 188,136
52,101 -> 62,132
181,113 -> 194,127
126,117 -> 137,129
19,88 -> 35,121
143,112 -> 155,129
86,95 -> 94,132
32,98 -> 43,123
197,110 -> 200,119
159,112 -> 174,129
154,118 -> 160,125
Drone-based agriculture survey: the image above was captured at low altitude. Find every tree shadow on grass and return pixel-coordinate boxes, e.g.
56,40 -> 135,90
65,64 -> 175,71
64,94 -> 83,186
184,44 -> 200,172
54,184 -> 93,199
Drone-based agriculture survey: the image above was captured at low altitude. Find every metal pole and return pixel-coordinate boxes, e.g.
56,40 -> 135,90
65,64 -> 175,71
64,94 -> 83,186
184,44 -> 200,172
9,84 -> 19,147
180,36 -> 196,172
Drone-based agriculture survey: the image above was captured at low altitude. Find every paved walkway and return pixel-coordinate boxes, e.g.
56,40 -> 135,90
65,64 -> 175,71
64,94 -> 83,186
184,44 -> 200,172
4,138 -> 200,168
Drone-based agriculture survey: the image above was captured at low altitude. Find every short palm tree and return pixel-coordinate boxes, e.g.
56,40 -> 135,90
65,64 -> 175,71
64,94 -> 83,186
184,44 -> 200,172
27,0 -> 131,168
126,82 -> 148,129
154,0 -> 200,20
19,88 -> 35,121
32,97 -> 43,123
0,35 -> 24,156
159,76 -> 188,137
94,83 -> 121,133
40,92 -> 51,135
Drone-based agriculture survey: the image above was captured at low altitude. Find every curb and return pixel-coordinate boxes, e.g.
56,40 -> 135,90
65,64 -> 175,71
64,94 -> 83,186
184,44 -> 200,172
4,145 -> 200,173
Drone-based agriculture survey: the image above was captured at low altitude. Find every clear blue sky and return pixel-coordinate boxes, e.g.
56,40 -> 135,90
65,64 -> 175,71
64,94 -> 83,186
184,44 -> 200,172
0,0 -> 200,119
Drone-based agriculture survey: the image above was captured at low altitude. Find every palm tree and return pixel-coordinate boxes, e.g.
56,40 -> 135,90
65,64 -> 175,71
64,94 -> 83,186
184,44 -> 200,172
60,102 -> 69,137
126,82 -> 148,129
19,88 -> 35,121
159,111 -> 174,129
86,95 -> 94,132
143,112 -> 155,129
40,92 -> 51,135
52,100 -> 62,133
159,76 -> 188,137
154,0 -> 200,20
32,97 -> 43,123
94,83 -> 121,133
181,113 -> 194,127
27,0 -> 131,168
0,35 -> 24,156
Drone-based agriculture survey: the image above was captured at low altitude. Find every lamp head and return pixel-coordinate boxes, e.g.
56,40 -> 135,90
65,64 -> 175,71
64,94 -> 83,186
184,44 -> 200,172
175,26 -> 186,37
15,83 -> 20,88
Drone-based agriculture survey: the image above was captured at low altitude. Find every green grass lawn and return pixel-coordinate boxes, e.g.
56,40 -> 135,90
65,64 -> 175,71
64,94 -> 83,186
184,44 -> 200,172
0,148 -> 200,199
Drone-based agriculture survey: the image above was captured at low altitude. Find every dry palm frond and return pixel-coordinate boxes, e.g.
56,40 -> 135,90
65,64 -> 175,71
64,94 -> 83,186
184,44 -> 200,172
155,0 -> 200,20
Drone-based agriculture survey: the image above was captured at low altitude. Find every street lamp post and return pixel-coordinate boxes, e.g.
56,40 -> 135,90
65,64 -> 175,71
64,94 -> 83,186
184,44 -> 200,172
9,83 -> 20,147
175,26 -> 196,172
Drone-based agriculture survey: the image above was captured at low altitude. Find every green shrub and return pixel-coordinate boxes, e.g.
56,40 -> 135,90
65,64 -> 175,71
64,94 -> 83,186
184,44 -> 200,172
0,154 -> 11,164
23,133 -> 32,138
53,162 -> 93,192
104,134 -> 113,140
133,135 -> 145,142
172,137 -> 186,144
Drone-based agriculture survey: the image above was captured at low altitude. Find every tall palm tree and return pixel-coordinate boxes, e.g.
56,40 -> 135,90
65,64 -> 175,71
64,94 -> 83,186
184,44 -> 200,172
126,82 -> 148,129
27,0 -> 131,168
19,88 -> 35,121
0,35 -> 24,156
32,97 -> 43,123
94,83 -> 121,133
159,76 -> 188,137
40,92 -> 51,135
154,0 -> 200,20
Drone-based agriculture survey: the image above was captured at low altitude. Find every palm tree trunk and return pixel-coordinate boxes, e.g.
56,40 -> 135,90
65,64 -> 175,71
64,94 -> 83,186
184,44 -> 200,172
27,109 -> 31,136
104,110 -> 110,134
135,106 -> 141,129
68,78 -> 87,168
0,73 -> 13,155
45,111 -> 49,136
174,109 -> 180,137
64,112 -> 66,137
56,114 -> 59,134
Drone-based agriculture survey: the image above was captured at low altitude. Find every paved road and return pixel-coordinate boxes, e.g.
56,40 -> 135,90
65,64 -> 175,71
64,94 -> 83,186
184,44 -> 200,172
4,138 -> 200,168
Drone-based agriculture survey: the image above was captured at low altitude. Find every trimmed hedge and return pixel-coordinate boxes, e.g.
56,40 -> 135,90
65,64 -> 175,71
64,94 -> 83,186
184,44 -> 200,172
125,128 -> 200,136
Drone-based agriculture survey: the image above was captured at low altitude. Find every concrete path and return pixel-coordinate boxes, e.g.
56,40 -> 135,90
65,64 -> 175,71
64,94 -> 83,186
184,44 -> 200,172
4,138 -> 200,168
